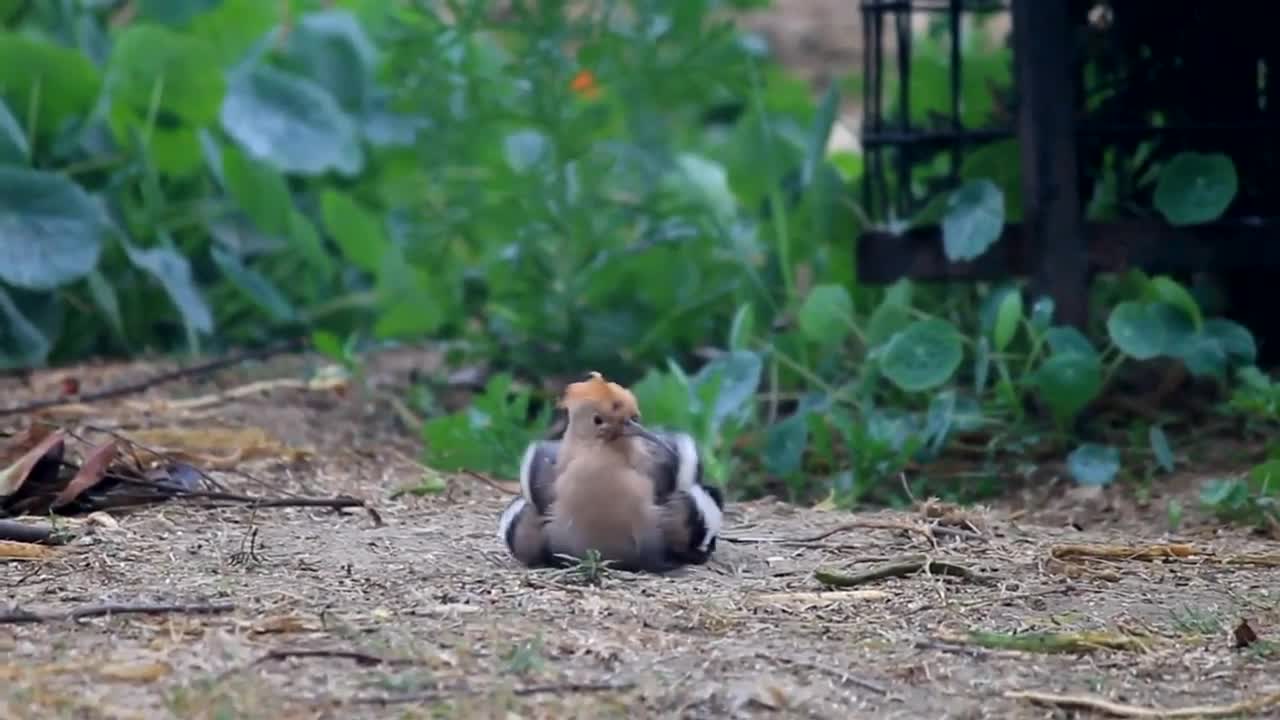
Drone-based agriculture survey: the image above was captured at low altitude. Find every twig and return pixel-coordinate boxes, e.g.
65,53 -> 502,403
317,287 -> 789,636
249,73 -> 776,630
0,602 -> 236,624
461,469 -> 520,495
344,680 -> 637,706
951,630 -> 1150,654
0,339 -> 303,418
1005,689 -> 1280,718
725,518 -> 942,548
814,556 -> 997,587
255,649 -> 422,668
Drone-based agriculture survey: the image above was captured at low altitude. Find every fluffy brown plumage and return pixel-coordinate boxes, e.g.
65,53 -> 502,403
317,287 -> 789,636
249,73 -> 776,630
497,371 -> 723,573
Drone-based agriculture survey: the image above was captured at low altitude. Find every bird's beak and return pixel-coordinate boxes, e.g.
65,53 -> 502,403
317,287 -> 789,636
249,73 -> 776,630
621,418 -> 665,447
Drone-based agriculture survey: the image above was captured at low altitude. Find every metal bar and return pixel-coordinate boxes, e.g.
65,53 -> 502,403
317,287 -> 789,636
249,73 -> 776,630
856,219 -> 1280,284
1011,0 -> 1087,327
895,4 -> 913,218
949,0 -> 962,180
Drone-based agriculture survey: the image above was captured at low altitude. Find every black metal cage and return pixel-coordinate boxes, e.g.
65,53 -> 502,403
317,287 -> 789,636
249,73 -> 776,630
856,0 -> 1280,335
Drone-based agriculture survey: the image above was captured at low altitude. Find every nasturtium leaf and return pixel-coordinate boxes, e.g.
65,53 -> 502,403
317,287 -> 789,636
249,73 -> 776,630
693,350 -> 763,427
0,286 -> 50,369
503,129 -> 550,173
867,280 -> 913,348
941,179 -> 1004,262
124,243 -> 214,335
278,9 -> 377,113
1204,318 -> 1257,364
1043,326 -> 1099,361
1153,152 -> 1237,226
221,145 -> 293,236
1199,477 -> 1245,508
0,36 -> 102,137
1029,296 -> 1055,334
188,0 -> 280,66
880,318 -> 963,392
992,289 -> 1022,352
0,97 -> 29,163
798,284 -> 853,346
1033,351 -> 1102,426
1067,443 -> 1120,487
1149,425 -> 1174,473
0,168 -> 106,290
630,368 -> 695,430
1107,301 -> 1191,360
1147,275 -> 1202,330
220,64 -> 364,176
321,190 -> 387,274
1169,331 -> 1228,379
107,25 -> 225,125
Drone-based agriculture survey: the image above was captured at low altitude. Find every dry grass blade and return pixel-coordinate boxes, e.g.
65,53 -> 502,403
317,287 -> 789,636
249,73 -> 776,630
1005,689 -> 1280,717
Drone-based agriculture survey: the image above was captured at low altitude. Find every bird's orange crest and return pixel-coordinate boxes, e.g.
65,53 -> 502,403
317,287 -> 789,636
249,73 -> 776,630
559,371 -> 640,417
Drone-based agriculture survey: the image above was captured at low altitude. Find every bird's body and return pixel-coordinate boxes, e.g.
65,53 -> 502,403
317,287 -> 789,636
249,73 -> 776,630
496,372 -> 723,573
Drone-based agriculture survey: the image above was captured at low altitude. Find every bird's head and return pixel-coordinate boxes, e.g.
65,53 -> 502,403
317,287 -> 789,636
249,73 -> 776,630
559,371 -> 662,445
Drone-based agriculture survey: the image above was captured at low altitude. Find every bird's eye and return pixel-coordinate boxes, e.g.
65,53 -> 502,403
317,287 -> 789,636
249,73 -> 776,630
592,414 -> 604,426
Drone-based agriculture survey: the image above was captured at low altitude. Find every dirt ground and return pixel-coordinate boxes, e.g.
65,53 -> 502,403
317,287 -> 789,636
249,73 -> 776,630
2,346 -> 1279,720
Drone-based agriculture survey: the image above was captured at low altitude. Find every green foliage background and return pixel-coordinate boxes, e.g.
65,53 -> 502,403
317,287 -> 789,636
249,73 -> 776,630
0,0 -> 1274,526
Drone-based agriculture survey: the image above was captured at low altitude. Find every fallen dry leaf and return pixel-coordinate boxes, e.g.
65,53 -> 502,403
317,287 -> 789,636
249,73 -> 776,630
0,429 -> 66,499
1234,619 -> 1260,649
250,615 -> 320,634
52,440 -> 118,510
86,511 -> 119,529
124,426 -> 309,469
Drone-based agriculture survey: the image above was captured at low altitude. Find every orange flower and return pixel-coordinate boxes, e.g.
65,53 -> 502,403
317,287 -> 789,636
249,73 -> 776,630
570,69 -> 600,99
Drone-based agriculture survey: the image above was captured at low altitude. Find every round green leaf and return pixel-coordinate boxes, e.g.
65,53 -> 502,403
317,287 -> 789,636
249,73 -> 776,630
108,24 -> 225,125
798,284 -> 854,346
880,319 -> 963,392
1043,326 -> 1099,361
1153,152 -> 1237,226
503,129 -> 550,173
1067,443 -> 1120,487
1029,296 -> 1055,334
992,289 -> 1022,352
0,168 -> 106,290
278,9 -> 377,113
1033,352 -> 1101,425
1147,275 -> 1202,330
220,64 -> 364,176
1170,331 -> 1227,378
1107,301 -> 1189,360
1204,318 -> 1257,364
124,243 -> 213,334
693,350 -> 763,426
0,36 -> 102,137
941,179 -> 1004,262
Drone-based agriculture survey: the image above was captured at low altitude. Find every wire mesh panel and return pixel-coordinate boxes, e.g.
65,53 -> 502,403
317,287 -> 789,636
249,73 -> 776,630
858,0 -> 1011,224
858,0 -> 1280,331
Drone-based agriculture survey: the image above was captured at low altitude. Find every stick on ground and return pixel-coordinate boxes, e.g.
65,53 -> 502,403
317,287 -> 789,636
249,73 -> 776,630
0,602 -> 236,625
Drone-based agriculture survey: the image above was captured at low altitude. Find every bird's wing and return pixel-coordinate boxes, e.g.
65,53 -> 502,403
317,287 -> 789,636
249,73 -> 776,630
641,429 -> 703,500
497,495 -> 552,567
518,439 -> 560,514
658,482 -> 724,566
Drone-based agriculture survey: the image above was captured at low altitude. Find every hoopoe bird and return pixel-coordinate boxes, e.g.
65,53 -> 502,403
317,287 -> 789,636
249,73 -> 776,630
497,372 -> 724,572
